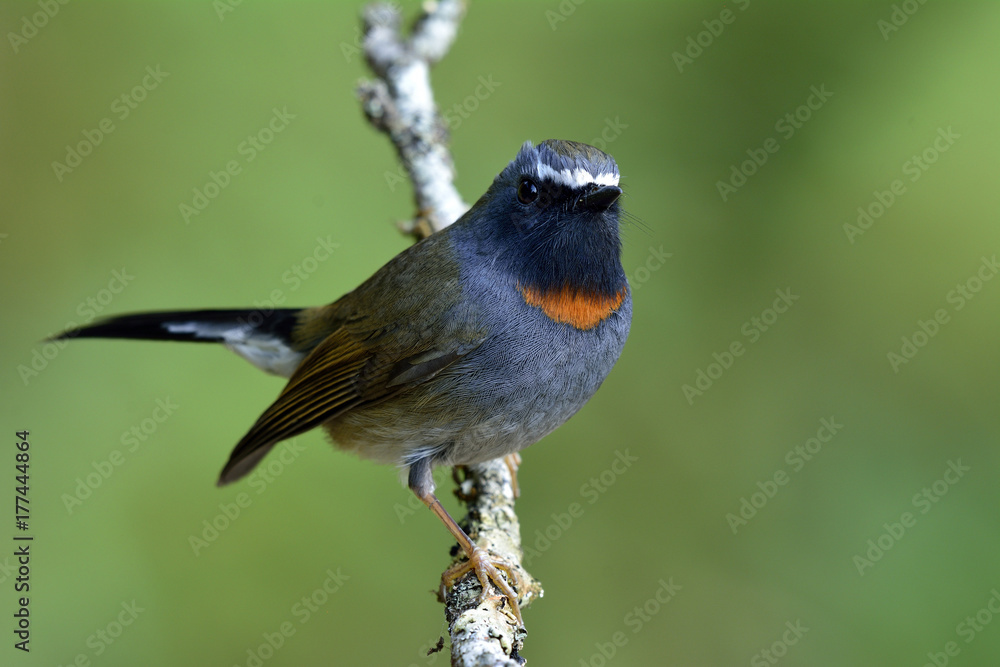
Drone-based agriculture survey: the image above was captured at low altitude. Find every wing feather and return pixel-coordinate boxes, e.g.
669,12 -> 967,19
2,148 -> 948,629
218,323 -> 485,484
217,232 -> 488,484
218,329 -> 370,484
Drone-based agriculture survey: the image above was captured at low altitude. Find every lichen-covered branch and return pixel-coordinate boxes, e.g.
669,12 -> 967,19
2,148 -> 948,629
356,2 -> 543,664
444,460 -> 543,666
357,0 -> 469,240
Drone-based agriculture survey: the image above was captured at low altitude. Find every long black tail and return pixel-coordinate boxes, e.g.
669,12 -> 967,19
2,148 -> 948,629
52,309 -> 298,343
52,308 -> 306,377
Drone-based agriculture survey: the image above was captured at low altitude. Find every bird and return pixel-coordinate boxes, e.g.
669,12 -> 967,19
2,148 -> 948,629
54,139 -> 631,625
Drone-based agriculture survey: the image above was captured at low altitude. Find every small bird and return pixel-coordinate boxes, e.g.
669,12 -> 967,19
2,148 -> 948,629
55,140 -> 631,624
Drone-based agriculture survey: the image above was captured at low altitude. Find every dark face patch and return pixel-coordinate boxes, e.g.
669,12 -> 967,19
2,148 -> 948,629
468,140 -> 628,304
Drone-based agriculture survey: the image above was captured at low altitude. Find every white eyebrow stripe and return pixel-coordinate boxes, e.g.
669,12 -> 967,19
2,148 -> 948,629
535,161 -> 620,188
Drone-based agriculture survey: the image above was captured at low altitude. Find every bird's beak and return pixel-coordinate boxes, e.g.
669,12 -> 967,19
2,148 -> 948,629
578,185 -> 622,211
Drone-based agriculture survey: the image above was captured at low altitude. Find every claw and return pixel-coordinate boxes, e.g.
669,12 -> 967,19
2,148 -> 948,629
410,459 -> 526,627
442,546 -> 523,626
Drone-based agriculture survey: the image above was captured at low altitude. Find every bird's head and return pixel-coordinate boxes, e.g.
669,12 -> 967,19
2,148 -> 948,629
466,140 -> 627,312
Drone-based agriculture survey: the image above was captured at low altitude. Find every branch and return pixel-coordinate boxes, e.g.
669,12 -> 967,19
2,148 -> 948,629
357,2 -> 543,663
444,460 -> 543,666
357,0 -> 469,240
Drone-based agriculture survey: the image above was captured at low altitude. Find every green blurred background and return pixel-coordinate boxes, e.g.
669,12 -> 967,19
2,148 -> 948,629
2,1 -> 999,665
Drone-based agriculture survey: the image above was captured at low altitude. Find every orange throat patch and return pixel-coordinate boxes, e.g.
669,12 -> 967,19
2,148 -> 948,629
518,283 -> 626,330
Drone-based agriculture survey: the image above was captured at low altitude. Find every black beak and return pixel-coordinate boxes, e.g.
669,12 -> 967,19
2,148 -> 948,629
578,185 -> 622,211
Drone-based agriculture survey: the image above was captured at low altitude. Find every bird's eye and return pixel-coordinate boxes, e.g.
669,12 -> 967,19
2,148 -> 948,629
517,178 -> 538,205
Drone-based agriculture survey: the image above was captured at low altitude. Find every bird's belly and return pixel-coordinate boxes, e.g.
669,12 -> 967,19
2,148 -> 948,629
324,315 -> 627,467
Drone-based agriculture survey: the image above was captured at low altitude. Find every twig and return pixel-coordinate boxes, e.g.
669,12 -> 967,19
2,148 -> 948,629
357,0 -> 469,240
445,461 -> 543,666
357,2 -> 543,664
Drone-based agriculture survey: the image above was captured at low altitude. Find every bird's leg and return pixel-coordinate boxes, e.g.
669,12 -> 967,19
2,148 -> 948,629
408,459 -> 524,626
503,452 -> 522,499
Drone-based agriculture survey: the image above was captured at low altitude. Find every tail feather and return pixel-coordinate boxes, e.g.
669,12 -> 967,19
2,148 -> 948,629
53,308 -> 306,377
52,309 -> 297,342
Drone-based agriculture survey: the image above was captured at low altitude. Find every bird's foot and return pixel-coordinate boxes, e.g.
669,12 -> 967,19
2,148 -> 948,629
441,546 -> 524,626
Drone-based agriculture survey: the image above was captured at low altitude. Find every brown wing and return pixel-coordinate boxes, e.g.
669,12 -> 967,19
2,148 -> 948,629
217,230 -> 486,485
217,319 -> 484,485
217,328 -> 370,484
